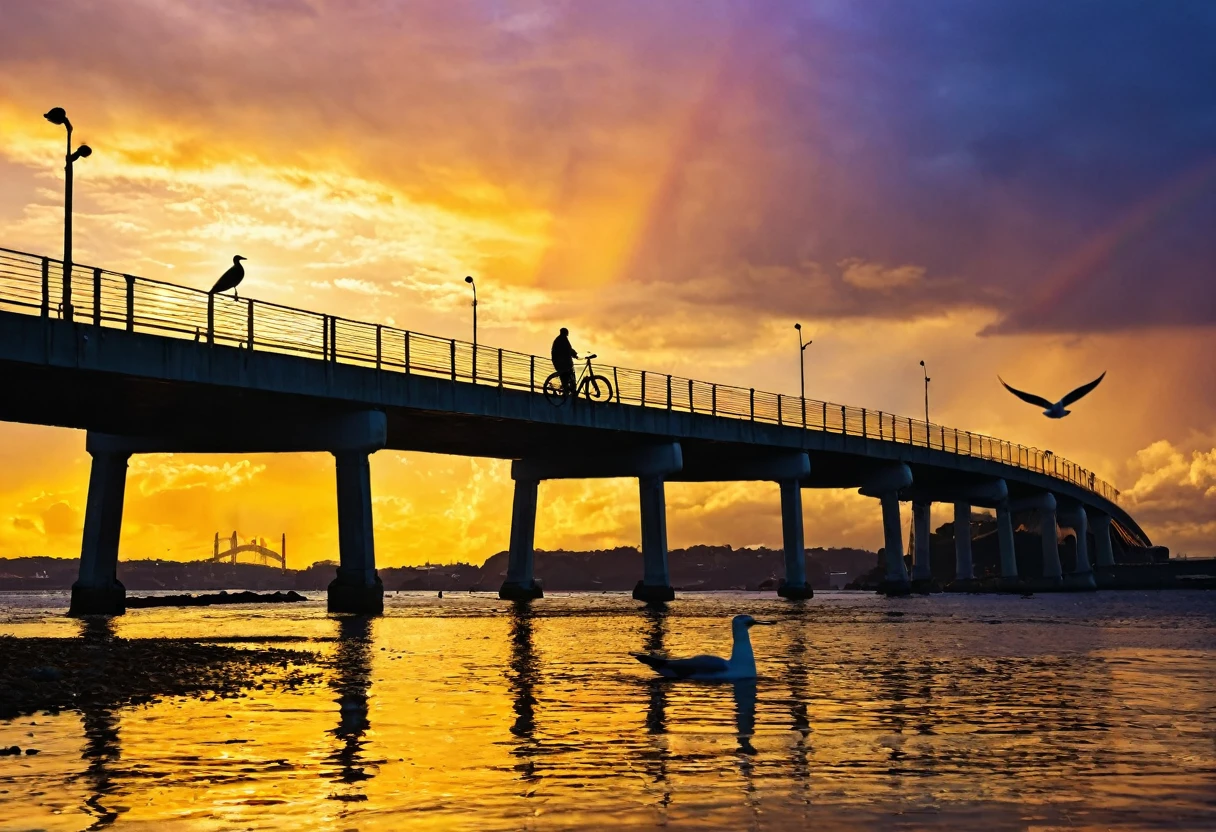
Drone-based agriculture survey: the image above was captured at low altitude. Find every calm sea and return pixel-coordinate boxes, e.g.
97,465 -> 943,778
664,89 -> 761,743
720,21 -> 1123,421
2,590 -> 1214,830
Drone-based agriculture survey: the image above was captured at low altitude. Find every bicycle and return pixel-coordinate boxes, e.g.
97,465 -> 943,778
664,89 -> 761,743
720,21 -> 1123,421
543,354 -> 614,406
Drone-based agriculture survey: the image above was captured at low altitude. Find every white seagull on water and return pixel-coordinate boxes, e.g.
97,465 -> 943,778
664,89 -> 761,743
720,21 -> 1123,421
633,614 -> 772,681
998,371 -> 1106,419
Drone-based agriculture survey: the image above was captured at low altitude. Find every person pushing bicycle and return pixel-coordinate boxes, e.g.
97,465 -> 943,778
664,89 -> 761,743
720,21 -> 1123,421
551,327 -> 579,395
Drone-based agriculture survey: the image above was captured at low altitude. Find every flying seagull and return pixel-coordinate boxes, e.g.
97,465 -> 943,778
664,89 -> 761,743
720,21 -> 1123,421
998,371 -> 1106,418
209,255 -> 248,299
633,614 -> 772,681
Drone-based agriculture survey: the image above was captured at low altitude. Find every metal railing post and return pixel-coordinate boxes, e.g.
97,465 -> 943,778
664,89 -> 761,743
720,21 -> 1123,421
529,355 -> 535,392
375,325 -> 382,369
688,378 -> 694,413
330,317 -> 338,362
614,368 -> 621,403
641,371 -> 647,406
62,262 -> 73,323
246,299 -> 254,350
404,332 -> 411,373
450,339 -> 456,381
862,408 -> 867,438
778,395 -> 782,425
497,348 -> 503,387
472,343 -> 478,383
750,388 -> 755,420
40,258 -> 49,317
841,405 -> 846,434
92,268 -> 102,325
801,397 -> 806,429
666,375 -> 672,410
712,384 -> 717,416
124,275 -> 134,330
207,294 -> 215,345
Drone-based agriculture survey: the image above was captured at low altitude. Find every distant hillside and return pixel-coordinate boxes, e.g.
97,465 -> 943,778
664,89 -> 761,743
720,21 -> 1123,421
0,545 -> 876,593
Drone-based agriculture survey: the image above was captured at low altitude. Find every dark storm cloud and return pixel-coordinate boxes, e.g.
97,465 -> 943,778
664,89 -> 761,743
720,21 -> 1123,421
617,0 -> 1216,332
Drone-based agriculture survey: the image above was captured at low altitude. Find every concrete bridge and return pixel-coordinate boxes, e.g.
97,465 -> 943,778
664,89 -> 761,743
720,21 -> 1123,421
0,246 -> 1150,615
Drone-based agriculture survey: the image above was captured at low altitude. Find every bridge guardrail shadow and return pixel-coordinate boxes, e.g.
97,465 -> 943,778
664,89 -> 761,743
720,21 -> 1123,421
0,245 -> 1119,504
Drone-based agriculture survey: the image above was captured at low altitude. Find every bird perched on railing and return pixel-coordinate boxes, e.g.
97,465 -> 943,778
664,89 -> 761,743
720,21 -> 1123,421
209,255 -> 247,299
998,371 -> 1105,418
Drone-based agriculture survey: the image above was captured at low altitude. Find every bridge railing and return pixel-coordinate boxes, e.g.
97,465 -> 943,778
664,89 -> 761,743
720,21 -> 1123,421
0,246 -> 1119,503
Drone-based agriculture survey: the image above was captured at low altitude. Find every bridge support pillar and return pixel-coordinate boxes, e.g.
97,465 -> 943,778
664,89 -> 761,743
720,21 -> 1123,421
1040,496 -> 1063,584
633,476 -> 675,604
879,491 -> 911,595
996,501 -> 1019,583
328,450 -> 384,614
1060,504 -> 1096,591
911,500 -> 933,588
953,502 -> 975,583
500,478 -> 543,600
70,448 -> 130,616
777,479 -> 813,600
1090,511 -> 1115,569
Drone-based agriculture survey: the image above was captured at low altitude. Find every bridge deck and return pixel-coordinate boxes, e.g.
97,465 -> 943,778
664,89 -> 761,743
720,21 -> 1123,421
0,246 -> 1146,546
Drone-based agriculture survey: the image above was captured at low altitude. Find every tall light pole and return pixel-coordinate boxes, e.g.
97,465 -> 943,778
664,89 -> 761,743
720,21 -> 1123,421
43,107 -> 91,322
919,360 -> 930,426
464,275 -> 477,346
795,323 -> 811,428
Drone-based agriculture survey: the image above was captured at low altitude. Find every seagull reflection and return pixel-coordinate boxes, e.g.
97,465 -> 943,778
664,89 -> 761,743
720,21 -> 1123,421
328,616 -> 378,795
506,601 -> 541,786
77,616 -> 121,829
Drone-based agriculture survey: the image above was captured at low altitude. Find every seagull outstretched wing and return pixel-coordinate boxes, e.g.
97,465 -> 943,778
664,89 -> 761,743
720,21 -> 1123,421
998,377 -> 1054,409
1060,371 -> 1106,407
633,653 -> 729,678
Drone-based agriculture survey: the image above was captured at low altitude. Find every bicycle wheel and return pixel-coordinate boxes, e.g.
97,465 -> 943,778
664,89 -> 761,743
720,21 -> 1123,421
583,374 -> 614,403
542,372 -> 568,406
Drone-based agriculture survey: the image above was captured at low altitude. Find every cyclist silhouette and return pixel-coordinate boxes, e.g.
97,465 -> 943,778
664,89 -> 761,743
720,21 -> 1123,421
551,327 -> 579,394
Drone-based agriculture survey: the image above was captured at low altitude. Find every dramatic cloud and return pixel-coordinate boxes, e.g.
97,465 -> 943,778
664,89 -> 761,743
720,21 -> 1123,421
1,1 -> 1213,564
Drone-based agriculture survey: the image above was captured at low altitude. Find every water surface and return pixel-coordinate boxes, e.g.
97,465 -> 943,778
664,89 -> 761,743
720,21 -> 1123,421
2,591 -> 1214,830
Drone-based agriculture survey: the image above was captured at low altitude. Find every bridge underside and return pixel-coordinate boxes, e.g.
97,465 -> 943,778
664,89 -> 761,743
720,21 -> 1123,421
0,312 -> 1152,613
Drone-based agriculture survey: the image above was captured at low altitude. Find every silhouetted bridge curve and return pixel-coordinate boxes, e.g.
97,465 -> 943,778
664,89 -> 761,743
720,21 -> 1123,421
0,246 -> 1150,614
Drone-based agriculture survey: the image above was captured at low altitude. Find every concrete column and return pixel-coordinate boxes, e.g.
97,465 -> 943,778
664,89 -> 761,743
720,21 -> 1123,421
996,501 -> 1018,581
777,479 -> 813,600
911,500 -> 932,583
500,478 -> 543,600
328,450 -> 384,614
879,491 -> 911,594
70,449 -> 130,616
1040,495 -> 1062,582
633,476 -> 674,604
1061,505 -> 1096,590
953,501 -> 974,582
1091,512 -> 1115,568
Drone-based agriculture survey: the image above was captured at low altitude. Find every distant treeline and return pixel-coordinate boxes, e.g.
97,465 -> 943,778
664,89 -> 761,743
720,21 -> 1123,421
0,545 -> 877,593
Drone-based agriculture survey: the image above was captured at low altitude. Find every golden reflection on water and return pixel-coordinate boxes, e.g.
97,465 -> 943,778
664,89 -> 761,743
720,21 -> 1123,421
1,591 -> 1215,830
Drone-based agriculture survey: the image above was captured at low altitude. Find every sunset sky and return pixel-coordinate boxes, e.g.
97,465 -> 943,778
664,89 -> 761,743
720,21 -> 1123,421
1,0 -> 1213,567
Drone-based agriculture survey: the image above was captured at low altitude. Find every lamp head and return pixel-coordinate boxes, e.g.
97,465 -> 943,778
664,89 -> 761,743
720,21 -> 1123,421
794,322 -> 801,331
72,144 -> 92,160
920,360 -> 925,367
44,107 -> 68,126
464,275 -> 474,284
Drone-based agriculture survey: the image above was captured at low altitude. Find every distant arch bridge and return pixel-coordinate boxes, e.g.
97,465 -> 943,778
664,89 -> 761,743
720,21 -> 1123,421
208,531 -> 287,571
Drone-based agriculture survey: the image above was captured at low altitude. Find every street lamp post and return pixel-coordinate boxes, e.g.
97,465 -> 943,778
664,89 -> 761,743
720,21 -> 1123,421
464,276 -> 477,346
464,275 -> 477,380
43,107 -> 91,322
919,360 -> 931,442
794,323 -> 811,427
